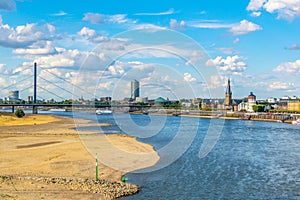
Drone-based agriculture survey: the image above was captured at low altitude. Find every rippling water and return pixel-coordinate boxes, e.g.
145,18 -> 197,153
121,115 -> 300,200
43,111 -> 300,199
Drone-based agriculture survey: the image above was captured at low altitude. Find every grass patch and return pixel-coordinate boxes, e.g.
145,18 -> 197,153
0,114 -> 60,126
0,193 -> 16,199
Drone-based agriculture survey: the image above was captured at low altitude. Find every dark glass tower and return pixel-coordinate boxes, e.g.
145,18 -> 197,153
131,79 -> 140,100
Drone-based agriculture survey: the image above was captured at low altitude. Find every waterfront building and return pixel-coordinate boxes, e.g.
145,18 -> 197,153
28,96 -> 33,102
135,97 -> 148,103
288,100 -> 300,111
238,101 -> 248,112
291,96 -> 298,100
199,78 -> 241,111
247,92 -> 256,112
99,97 -> 112,102
281,96 -> 290,100
278,98 -> 289,110
8,90 -> 19,101
237,92 -> 257,112
155,97 -> 168,105
131,80 -> 140,100
266,97 -> 278,104
200,99 -> 225,109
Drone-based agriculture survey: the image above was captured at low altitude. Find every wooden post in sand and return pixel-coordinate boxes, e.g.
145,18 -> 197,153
96,153 -> 99,182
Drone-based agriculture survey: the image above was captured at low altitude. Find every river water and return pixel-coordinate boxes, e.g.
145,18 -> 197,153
44,111 -> 300,199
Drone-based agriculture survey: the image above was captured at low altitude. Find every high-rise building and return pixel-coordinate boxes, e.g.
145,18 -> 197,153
28,96 -> 33,102
131,80 -> 140,100
225,78 -> 232,106
8,90 -> 19,101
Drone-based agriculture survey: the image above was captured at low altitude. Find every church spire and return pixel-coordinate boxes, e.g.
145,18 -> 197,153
226,78 -> 232,95
225,78 -> 232,106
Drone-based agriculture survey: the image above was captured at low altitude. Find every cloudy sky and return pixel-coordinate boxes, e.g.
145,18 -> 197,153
0,0 -> 300,101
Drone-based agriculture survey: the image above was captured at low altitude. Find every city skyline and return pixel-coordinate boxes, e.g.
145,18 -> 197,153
2,77 -> 299,102
0,0 -> 300,100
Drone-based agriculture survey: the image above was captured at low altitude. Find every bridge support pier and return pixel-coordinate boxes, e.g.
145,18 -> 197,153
32,105 -> 38,114
12,106 -> 14,113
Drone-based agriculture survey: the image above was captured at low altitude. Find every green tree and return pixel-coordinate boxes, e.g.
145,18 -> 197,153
252,104 -> 265,112
15,109 -> 25,118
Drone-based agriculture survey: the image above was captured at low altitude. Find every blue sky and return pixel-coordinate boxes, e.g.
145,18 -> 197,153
0,0 -> 300,101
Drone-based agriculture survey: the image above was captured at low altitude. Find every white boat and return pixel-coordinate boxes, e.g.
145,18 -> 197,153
96,109 -> 112,114
49,108 -> 66,112
292,118 -> 300,125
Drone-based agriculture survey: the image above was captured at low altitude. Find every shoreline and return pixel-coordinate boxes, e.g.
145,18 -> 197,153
1,111 -> 294,199
0,113 -> 160,199
148,112 -> 291,124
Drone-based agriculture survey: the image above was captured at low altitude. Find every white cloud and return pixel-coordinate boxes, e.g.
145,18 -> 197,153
0,63 -> 10,75
108,63 -> 125,76
229,20 -> 262,35
77,27 -> 96,37
83,12 -> 135,25
134,8 -> 176,16
83,13 -> 104,24
0,77 -> 5,85
183,73 -> 197,82
170,19 -> 185,30
98,81 -> 114,90
215,47 -> 238,54
188,20 -> 234,29
105,60 -> 156,81
274,59 -> 300,74
0,22 -> 56,48
203,75 -> 223,90
247,0 -> 266,11
31,49 -> 106,71
250,11 -> 262,17
287,44 -> 300,50
13,41 -> 57,55
108,14 -> 130,24
77,27 -> 108,43
247,0 -> 300,21
12,63 -> 32,76
268,81 -> 295,91
46,24 -> 55,33
206,55 -> 247,74
233,38 -> 240,44
128,61 -> 144,65
131,23 -> 166,32
50,11 -> 67,17
0,0 -> 16,11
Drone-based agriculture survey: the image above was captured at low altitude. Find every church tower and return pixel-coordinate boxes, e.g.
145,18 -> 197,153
225,78 -> 232,106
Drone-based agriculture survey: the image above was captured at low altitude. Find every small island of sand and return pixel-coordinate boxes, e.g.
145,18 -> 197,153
0,113 -> 160,199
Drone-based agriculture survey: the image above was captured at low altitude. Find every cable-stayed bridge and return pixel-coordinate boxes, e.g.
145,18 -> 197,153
0,63 -> 149,114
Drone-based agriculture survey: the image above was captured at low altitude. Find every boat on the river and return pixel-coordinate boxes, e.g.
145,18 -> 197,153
292,118 -> 300,125
96,109 -> 112,114
49,108 -> 66,112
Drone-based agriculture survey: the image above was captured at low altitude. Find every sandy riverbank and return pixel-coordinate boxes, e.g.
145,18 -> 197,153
0,113 -> 160,199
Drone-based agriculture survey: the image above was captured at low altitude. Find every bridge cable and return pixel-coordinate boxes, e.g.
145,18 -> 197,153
37,86 -> 66,101
39,76 -> 81,99
0,75 -> 33,91
41,68 -> 101,99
